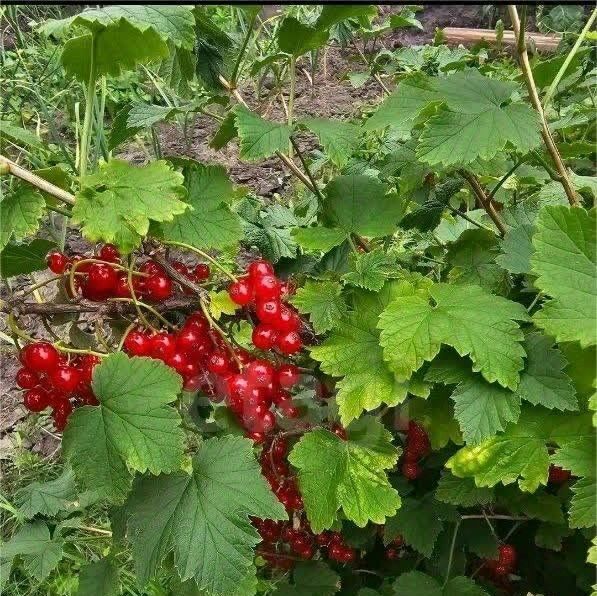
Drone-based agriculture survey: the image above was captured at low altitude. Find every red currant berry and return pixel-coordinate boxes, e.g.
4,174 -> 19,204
331,424 -> 347,440
98,243 -> 120,263
252,324 -> 277,350
151,333 -> 177,361
391,535 -> 404,547
46,251 -> 70,274
49,365 -> 81,394
498,544 -> 517,569
16,368 -> 39,389
23,388 -> 49,412
166,351 -> 189,375
270,437 -> 288,460
277,364 -> 300,388
228,278 -> 253,305
86,263 -> 118,297
277,331 -> 302,354
194,263 -> 210,281
255,299 -> 281,325
248,259 -> 274,279
246,430 -> 266,444
171,260 -> 190,277
207,350 -> 232,375
548,464 -> 571,484
227,374 -> 251,401
145,272 -> 173,300
272,305 -> 300,333
291,534 -> 314,559
246,359 -> 275,388
401,461 -> 421,480
185,312 -> 209,334
52,400 -> 73,431
114,274 -> 132,298
176,326 -> 205,353
403,447 -> 419,463
139,261 -> 162,275
253,274 -> 280,301
21,342 -> 59,372
328,542 -> 345,562
494,564 -> 509,577
278,399 -> 300,418
123,329 -> 151,356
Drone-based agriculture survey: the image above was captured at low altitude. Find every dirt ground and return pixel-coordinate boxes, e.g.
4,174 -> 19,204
1,4 -> 493,457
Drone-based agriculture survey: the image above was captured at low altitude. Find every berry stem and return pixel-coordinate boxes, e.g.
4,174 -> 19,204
160,241 -> 238,282
7,313 -> 35,343
443,519 -> 461,587
109,298 -> 176,331
53,343 -> 108,358
126,256 -> 158,333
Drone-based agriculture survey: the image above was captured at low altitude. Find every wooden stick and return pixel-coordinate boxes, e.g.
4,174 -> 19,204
459,170 -> 506,236
442,27 -> 561,53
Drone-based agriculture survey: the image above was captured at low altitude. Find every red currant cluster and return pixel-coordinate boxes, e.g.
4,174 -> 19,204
47,244 -> 210,301
401,421 -> 431,480
384,534 -> 405,560
548,464 -> 571,484
228,260 -> 302,355
15,341 -> 100,430
480,544 -> 517,582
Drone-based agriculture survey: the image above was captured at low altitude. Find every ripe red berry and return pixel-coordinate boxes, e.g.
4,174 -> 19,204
227,374 -> 251,401
273,305 -> 301,333
49,365 -> 81,394
86,263 -> 118,297
98,243 -> 120,263
401,461 -> 422,480
331,424 -> 347,440
114,274 -> 132,298
498,544 -> 517,569
255,299 -> 282,325
494,564 -> 510,577
253,274 -> 280,301
166,351 -> 189,375
151,333 -> 177,361
23,388 -> 49,412
252,324 -> 277,350
277,364 -> 300,388
278,399 -> 300,418
77,355 -> 100,382
194,263 -> 210,281
207,350 -> 232,375
185,312 -> 209,334
246,430 -> 266,444
21,342 -> 59,372
123,329 -> 151,356
52,400 -> 73,431
548,464 -> 571,484
16,368 -> 39,389
248,259 -> 274,279
139,261 -> 162,275
277,331 -> 302,354
46,251 -> 70,274
171,260 -> 189,277
246,359 -> 275,388
176,326 -> 205,353
228,278 -> 253,305
145,272 -> 173,300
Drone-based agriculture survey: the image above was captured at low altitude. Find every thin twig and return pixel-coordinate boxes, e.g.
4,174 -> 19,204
508,5 -> 580,207
459,170 -> 506,236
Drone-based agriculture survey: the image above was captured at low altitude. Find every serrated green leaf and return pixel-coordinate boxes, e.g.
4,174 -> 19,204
394,572 -> 490,596
324,175 -> 403,238
289,417 -> 400,532
292,227 -> 347,252
300,118 -> 359,167
447,406 -> 592,492
63,353 -> 184,503
159,162 -> 243,250
342,250 -> 398,291
496,485 -> 564,523
126,436 -> 286,594
531,206 -> 596,347
208,290 -> 239,320
2,521 -> 63,581
234,105 -> 292,160
496,201 -> 538,274
569,477 -> 596,529
273,561 -> 340,596
277,17 -> 329,56
210,110 -> 238,150
378,283 -> 528,390
290,280 -> 347,334
77,558 -> 119,596
552,437 -> 595,479
16,468 -> 78,518
126,103 -> 177,128
435,471 -> 494,507
245,221 -> 297,263
1,239 -> 56,279
535,523 -> 573,551
0,186 -> 46,251
0,121 -> 43,148
72,159 -> 187,253
315,6 -> 377,30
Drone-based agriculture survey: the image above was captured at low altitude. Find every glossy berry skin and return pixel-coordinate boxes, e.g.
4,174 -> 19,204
252,324 -> 277,350
21,342 -> 59,373
228,278 -> 253,305
248,259 -> 274,279
16,368 -> 39,389
49,365 -> 81,394
145,273 -> 173,300
23,388 -> 49,412
123,330 -> 151,356
86,263 -> 118,296
402,461 -> 421,480
176,326 -> 205,353
114,274 -> 132,298
246,359 -> 275,388
207,350 -> 232,375
548,464 -> 571,484
273,306 -> 300,333
171,261 -> 189,277
185,312 -> 209,335
331,424 -> 347,440
166,351 -> 189,375
278,399 -> 300,418
253,274 -> 280,301
498,544 -> 517,569
98,243 -> 120,263
227,374 -> 250,401
276,331 -> 302,354
255,300 -> 281,325
277,364 -> 300,388
194,263 -> 210,281
77,355 -> 100,382
46,251 -> 70,274
150,333 -> 177,361
52,400 -> 73,431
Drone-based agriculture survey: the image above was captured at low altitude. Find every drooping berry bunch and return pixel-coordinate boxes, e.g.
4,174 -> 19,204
401,421 -> 431,480
16,341 -> 100,430
480,543 -> 517,583
47,244 -> 210,301
228,259 -> 302,355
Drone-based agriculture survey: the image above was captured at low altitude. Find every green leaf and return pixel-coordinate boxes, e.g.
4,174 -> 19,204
77,558 -> 119,596
0,121 -> 43,149
552,437 -> 595,479
159,162 -> 243,250
290,280 -> 347,334
288,417 -> 401,533
63,353 -> 184,503
394,572 -> 490,596
292,227 -> 347,252
408,392 -> 462,449
446,406 -> 592,492
234,105 -> 293,160
126,436 -> 286,594
0,186 -> 46,251
435,471 -> 494,507
300,118 -> 359,167
390,7 -> 423,30
72,159 -> 187,253
531,206 -> 596,347
208,289 -> 239,320
378,282 -> 528,389
315,6 -> 377,30
273,561 -> 340,596
496,486 -> 564,523
16,468 -> 78,518
517,332 -> 577,411
324,175 -> 403,238
342,250 -> 398,291
568,477 -> 595,529
535,523 -> 573,551
417,70 -> 540,167
277,17 -> 329,56
2,521 -> 63,581
210,110 -> 238,150
126,103 -> 178,128
1,239 -> 56,279
496,201 -> 538,274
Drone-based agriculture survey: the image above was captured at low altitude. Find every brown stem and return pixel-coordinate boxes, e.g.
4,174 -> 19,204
0,155 -> 76,206
507,5 -> 580,207
459,170 -> 507,236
